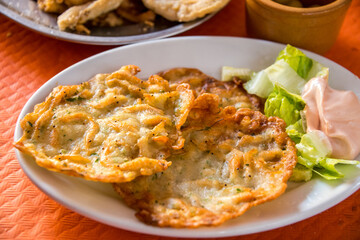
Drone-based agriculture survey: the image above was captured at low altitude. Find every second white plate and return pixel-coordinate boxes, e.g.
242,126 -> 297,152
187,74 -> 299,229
0,0 -> 216,45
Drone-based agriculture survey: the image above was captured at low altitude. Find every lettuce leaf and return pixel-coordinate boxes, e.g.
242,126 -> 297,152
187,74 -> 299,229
313,158 -> 359,180
238,45 -> 358,181
296,131 -> 358,180
244,44 -> 327,98
308,62 -> 329,81
276,44 -> 313,79
265,86 -> 358,181
265,84 -> 305,126
265,60 -> 307,95
264,84 -> 306,143
289,164 -> 313,182
286,119 -> 305,144
221,66 -> 253,81
296,131 -> 332,168
243,70 -> 273,98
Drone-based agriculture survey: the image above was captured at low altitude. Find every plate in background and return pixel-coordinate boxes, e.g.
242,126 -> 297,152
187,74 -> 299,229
14,36 -> 360,238
0,0 -> 218,45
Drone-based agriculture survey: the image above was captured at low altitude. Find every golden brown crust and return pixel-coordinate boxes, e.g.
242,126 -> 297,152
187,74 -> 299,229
37,0 -> 67,13
40,0 -> 155,34
57,0 -> 125,33
114,106 -> 297,227
15,65 -> 297,227
14,65 -> 193,183
158,68 -> 263,111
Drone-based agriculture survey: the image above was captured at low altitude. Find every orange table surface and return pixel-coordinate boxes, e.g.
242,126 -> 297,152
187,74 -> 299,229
1,1 -> 360,239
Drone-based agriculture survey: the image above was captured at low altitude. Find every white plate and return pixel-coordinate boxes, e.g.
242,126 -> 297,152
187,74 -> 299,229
14,36 -> 360,238
0,0 -> 215,45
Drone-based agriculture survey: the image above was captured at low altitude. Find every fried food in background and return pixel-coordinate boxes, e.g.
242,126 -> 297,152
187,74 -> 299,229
57,0 -> 125,34
38,0 -> 156,34
115,0 -> 155,24
14,65 -> 195,182
114,106 -> 297,227
37,0 -> 229,34
37,0 -> 68,13
142,0 -> 230,22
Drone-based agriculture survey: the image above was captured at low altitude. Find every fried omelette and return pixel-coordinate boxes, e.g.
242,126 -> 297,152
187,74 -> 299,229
15,65 -> 297,227
114,106 -> 297,227
14,65 -> 195,182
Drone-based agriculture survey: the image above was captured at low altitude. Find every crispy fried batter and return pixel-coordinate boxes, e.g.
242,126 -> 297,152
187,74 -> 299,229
158,68 -> 263,111
15,65 -> 297,227
114,106 -> 297,227
38,0 -> 67,13
65,0 -> 93,6
142,0 -> 230,22
39,0 -> 229,34
116,0 -> 156,23
14,65 -> 194,183
57,0 -> 124,33
55,0 -> 155,34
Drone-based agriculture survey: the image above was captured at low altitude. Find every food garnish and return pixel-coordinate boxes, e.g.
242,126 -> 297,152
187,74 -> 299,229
223,45 -> 359,181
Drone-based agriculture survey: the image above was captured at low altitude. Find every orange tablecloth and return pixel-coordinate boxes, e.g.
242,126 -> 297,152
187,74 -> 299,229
1,1 -> 360,239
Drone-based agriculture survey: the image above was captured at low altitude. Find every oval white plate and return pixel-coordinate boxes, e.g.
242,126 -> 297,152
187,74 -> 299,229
14,37 -> 360,238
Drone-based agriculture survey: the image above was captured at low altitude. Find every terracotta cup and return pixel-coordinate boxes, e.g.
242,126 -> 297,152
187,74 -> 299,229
245,0 -> 352,54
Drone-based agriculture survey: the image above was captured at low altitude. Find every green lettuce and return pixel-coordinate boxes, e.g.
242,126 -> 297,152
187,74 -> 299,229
286,119 -> 305,144
265,84 -> 305,126
244,44 -> 327,98
265,60 -> 307,95
276,44 -> 313,79
243,70 -> 273,98
221,66 -> 253,81
235,45 -> 358,181
296,131 -> 359,180
265,85 -> 358,181
289,164 -> 312,182
264,84 -> 306,143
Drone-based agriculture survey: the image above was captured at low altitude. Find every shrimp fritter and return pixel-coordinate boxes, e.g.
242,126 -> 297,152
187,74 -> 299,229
15,65 -> 297,227
14,65 -> 194,183
114,105 -> 297,227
